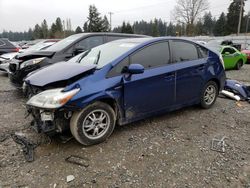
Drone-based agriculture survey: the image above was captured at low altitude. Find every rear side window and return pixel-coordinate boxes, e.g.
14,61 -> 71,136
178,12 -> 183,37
221,47 -> 236,54
107,36 -> 125,42
172,41 -> 199,62
130,42 -> 170,69
76,36 -> 104,50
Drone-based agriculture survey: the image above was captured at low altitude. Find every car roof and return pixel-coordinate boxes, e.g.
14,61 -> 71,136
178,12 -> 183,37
109,37 -> 196,45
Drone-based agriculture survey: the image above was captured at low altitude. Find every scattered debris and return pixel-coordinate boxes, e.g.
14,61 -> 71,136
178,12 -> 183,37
65,155 -> 89,167
0,133 -> 9,142
58,134 -> 73,144
221,90 -> 241,101
66,175 -> 75,183
11,134 -> 37,162
211,136 -> 226,153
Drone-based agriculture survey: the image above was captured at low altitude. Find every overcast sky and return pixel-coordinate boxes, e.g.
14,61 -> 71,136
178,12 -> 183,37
0,0 -> 249,32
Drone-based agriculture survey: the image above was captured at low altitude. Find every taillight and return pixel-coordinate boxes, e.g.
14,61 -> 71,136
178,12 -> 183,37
15,48 -> 20,52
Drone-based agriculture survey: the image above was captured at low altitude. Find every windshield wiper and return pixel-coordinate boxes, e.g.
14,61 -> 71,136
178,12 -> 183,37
76,49 -> 91,63
94,50 -> 101,65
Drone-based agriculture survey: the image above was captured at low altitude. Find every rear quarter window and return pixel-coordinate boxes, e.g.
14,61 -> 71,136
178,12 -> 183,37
172,41 -> 199,62
197,46 -> 209,58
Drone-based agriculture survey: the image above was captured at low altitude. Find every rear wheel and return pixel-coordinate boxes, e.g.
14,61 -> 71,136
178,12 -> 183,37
235,60 -> 243,70
200,81 -> 218,109
70,102 -> 116,146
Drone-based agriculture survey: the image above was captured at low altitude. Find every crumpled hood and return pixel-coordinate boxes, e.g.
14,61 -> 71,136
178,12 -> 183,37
16,50 -> 55,60
25,62 -> 96,87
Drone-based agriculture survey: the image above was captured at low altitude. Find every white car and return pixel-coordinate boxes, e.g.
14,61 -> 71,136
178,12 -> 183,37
0,39 -> 59,73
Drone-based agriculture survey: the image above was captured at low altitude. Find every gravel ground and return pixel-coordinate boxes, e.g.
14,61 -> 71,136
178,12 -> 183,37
1,65 -> 250,188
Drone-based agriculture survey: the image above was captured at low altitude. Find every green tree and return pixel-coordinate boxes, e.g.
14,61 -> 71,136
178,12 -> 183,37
33,24 -> 42,39
121,22 -> 133,34
214,12 -> 227,36
41,19 -> 49,38
50,23 -> 57,38
102,15 -> 110,32
203,12 -> 214,35
227,0 -> 245,34
84,5 -> 104,32
75,26 -> 83,33
195,19 -> 204,35
152,19 -> 160,36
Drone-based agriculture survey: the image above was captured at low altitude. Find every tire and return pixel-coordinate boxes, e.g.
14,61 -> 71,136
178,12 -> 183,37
200,81 -> 218,109
70,101 -> 116,146
235,60 -> 243,70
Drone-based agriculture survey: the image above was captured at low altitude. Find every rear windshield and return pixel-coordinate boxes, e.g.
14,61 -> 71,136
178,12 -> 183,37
45,34 -> 84,51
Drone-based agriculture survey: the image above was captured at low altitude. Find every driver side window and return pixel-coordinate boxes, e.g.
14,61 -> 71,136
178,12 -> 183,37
107,58 -> 129,78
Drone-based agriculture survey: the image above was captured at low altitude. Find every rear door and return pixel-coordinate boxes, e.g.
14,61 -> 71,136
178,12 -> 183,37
171,40 -> 206,105
123,41 -> 175,119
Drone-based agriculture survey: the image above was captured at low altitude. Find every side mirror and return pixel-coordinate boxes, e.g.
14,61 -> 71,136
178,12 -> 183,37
74,47 -> 86,55
124,64 -> 144,74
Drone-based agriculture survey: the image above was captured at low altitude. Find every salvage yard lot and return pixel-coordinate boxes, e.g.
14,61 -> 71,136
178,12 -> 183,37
1,66 -> 250,187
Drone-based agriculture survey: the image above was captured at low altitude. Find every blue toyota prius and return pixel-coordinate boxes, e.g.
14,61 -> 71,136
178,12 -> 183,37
25,37 -> 226,145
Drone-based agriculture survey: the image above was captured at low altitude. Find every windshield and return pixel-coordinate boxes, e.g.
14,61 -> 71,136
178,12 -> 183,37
25,41 -> 56,52
45,34 -> 84,51
77,41 -> 138,68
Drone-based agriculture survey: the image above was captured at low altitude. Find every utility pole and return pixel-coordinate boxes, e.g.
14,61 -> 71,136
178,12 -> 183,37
108,12 -> 113,31
237,0 -> 244,35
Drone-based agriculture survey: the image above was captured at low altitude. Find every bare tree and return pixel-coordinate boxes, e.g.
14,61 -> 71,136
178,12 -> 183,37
173,0 -> 209,35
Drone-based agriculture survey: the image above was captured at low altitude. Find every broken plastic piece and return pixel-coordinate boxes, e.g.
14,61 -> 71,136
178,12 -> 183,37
11,134 -> 37,162
211,136 -> 226,153
65,155 -> 89,167
221,90 -> 241,101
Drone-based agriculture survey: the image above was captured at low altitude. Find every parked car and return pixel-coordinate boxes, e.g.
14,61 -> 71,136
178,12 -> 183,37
241,48 -> 250,63
9,33 -> 148,88
220,46 -> 247,70
0,38 -> 20,55
0,39 -> 59,73
25,37 -> 226,146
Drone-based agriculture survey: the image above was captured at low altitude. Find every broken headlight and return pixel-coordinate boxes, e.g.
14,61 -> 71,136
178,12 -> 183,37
20,57 -> 45,69
26,88 -> 80,109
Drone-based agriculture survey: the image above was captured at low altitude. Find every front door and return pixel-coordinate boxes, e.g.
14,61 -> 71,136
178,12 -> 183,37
123,41 -> 175,119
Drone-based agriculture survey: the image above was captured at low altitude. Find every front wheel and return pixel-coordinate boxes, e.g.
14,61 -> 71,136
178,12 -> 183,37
70,102 -> 116,146
200,81 -> 218,109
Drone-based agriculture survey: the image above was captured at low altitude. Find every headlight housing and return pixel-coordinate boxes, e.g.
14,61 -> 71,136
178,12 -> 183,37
20,57 -> 45,69
27,88 -> 80,109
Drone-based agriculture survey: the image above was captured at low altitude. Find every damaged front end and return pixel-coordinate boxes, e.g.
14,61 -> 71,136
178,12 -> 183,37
27,107 -> 73,135
26,87 -> 81,135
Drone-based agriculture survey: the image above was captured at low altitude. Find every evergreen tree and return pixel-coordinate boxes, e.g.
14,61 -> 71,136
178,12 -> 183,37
84,5 -> 104,32
33,24 -> 42,39
167,22 -> 175,36
195,19 -> 204,35
50,23 -> 57,38
83,22 -> 88,32
75,26 -> 83,33
41,19 -> 49,38
203,12 -> 214,35
214,12 -> 227,36
102,15 -> 110,32
152,19 -> 160,37
121,22 -> 133,34
227,0 -> 245,34
55,17 -> 63,33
